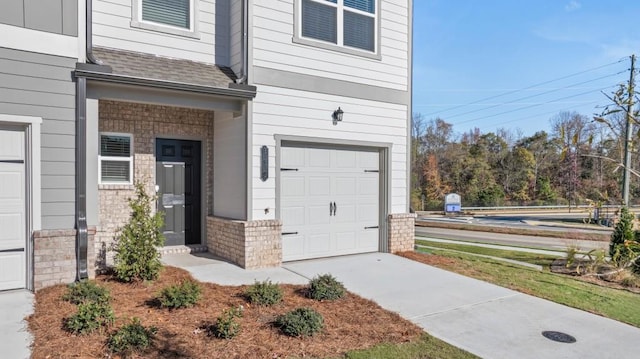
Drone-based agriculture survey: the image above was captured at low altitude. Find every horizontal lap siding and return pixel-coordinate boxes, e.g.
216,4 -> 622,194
251,85 -> 408,220
0,48 -> 76,230
93,0 -> 226,65
252,0 -> 409,91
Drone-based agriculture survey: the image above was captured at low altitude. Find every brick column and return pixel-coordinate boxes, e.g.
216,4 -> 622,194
207,216 -> 282,269
33,227 -> 96,290
387,213 -> 416,253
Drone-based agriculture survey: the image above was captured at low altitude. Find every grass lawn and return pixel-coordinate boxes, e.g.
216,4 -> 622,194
401,249 -> 640,328
416,238 -> 559,267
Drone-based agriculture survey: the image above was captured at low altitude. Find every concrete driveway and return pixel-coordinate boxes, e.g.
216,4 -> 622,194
0,290 -> 33,359
165,251 -> 640,359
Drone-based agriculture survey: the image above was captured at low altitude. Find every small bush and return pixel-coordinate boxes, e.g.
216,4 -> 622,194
274,307 -> 324,337
307,274 -> 345,301
158,280 -> 202,309
62,280 -> 110,304
244,280 -> 283,306
210,306 -> 243,339
64,302 -> 115,335
112,182 -> 165,282
108,317 -> 157,354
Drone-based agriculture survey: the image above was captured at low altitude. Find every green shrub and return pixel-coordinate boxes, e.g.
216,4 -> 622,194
108,317 -> 157,354
307,274 -> 345,301
274,307 -> 324,337
244,280 -> 283,306
112,182 -> 165,282
157,280 -> 202,309
62,280 -> 110,304
210,306 -> 243,339
610,206 -> 635,263
64,302 -> 115,335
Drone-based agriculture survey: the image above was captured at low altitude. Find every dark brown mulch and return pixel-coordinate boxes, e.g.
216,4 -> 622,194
27,266 -> 422,359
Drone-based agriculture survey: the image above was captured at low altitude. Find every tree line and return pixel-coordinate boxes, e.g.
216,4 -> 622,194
410,110 -> 639,210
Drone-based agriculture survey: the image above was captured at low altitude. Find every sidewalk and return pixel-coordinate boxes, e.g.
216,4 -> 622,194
0,290 -> 33,359
164,252 -> 640,359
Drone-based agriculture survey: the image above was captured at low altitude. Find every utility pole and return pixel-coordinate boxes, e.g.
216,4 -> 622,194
622,54 -> 636,206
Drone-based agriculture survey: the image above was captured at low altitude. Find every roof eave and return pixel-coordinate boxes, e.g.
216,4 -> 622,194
73,69 -> 257,100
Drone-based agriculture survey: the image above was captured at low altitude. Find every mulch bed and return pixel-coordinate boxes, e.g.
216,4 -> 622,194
27,266 -> 422,358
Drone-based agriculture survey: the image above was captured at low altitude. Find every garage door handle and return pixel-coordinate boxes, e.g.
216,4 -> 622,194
334,202 -> 337,215
0,248 -> 24,253
282,232 -> 298,236
364,226 -> 379,229
330,202 -> 336,216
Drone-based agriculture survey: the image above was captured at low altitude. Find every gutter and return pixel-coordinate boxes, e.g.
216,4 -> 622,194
74,68 -> 257,99
234,0 -> 249,84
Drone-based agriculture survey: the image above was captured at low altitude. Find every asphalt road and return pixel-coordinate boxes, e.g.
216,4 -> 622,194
415,226 -> 609,252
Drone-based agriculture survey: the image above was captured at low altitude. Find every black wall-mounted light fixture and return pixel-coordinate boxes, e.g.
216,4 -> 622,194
332,107 -> 344,125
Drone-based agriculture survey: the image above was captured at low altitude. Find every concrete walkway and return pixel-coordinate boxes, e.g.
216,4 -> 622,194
0,290 -> 33,359
164,252 -> 640,359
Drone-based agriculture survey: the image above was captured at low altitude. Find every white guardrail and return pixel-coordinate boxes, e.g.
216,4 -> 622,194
459,205 -> 636,211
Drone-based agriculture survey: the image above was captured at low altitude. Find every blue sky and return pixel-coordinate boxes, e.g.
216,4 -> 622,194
412,0 -> 640,137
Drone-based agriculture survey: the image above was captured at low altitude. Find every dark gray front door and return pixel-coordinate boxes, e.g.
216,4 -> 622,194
156,139 -> 201,246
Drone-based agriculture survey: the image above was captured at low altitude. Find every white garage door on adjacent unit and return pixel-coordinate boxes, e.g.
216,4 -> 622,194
0,128 -> 26,291
280,145 -> 380,261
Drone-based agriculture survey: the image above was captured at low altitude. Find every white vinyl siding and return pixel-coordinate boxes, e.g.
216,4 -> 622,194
93,0 -> 224,65
254,0 -> 408,91
251,85 -> 408,221
99,133 -> 133,185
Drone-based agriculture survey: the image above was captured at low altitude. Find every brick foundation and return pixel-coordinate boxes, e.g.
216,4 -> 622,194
207,216 -> 282,269
387,213 -> 416,253
33,228 -> 96,291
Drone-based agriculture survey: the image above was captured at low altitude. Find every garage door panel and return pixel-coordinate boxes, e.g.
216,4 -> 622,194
336,231 -> 356,250
308,176 -> 331,196
307,205 -> 330,225
335,177 -> 356,195
282,234 -> 304,259
0,214 -> 23,243
0,168 -> 24,199
358,230 -> 379,250
281,177 -> 305,197
357,152 -> 378,169
281,206 -> 305,227
358,177 -> 379,195
281,147 -> 305,167
334,204 -> 356,223
307,148 -> 331,168
307,233 -> 331,253
0,252 -> 25,290
357,203 -> 378,222
0,130 -> 24,160
335,150 -> 356,168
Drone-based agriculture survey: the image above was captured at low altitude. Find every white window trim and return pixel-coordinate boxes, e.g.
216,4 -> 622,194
130,0 -> 200,39
293,0 -> 381,60
99,132 -> 134,185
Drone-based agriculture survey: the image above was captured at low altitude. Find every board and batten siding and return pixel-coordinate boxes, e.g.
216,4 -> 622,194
252,0 -> 409,91
250,85 -> 408,221
0,0 -> 78,36
0,48 -> 76,230
93,0 -> 230,65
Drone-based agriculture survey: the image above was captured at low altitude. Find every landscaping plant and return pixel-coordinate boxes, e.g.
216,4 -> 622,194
64,301 -> 115,335
244,280 -> 283,306
62,280 -> 110,304
108,317 -> 157,354
610,206 -> 635,263
112,182 -> 165,282
274,307 -> 324,337
158,280 -> 202,309
307,274 -> 345,301
210,306 -> 243,339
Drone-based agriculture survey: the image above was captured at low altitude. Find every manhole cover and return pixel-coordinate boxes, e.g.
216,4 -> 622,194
541,331 -> 576,343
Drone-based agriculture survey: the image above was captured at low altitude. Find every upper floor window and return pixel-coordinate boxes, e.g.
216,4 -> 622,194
131,0 -> 200,38
298,0 -> 378,55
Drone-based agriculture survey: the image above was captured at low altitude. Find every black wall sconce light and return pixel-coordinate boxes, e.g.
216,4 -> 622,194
332,107 -> 344,125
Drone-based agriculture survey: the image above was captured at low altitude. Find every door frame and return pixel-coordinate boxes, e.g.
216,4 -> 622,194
275,135 -> 392,254
154,135 -> 206,246
0,114 -> 41,291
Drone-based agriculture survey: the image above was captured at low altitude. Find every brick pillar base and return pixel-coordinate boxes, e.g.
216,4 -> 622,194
388,213 -> 416,253
33,227 -> 96,290
207,216 -> 282,269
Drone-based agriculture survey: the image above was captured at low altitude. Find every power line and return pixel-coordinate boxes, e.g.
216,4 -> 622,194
441,71 -> 626,121
421,58 -> 626,117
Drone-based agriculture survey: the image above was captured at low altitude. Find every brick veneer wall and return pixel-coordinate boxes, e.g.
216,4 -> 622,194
96,100 -> 215,267
33,228 -> 96,291
387,213 -> 416,253
207,216 -> 282,269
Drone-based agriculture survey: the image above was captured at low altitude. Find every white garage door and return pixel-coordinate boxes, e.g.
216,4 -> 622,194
0,128 -> 26,291
280,146 -> 380,261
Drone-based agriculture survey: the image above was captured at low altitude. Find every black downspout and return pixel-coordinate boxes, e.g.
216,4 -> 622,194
235,0 -> 248,84
76,77 -> 88,281
86,0 -> 102,65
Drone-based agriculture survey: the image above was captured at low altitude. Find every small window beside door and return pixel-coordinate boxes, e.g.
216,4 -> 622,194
99,133 -> 133,185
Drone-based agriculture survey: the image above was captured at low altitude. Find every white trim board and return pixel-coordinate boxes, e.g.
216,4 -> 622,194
0,24 -> 78,59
